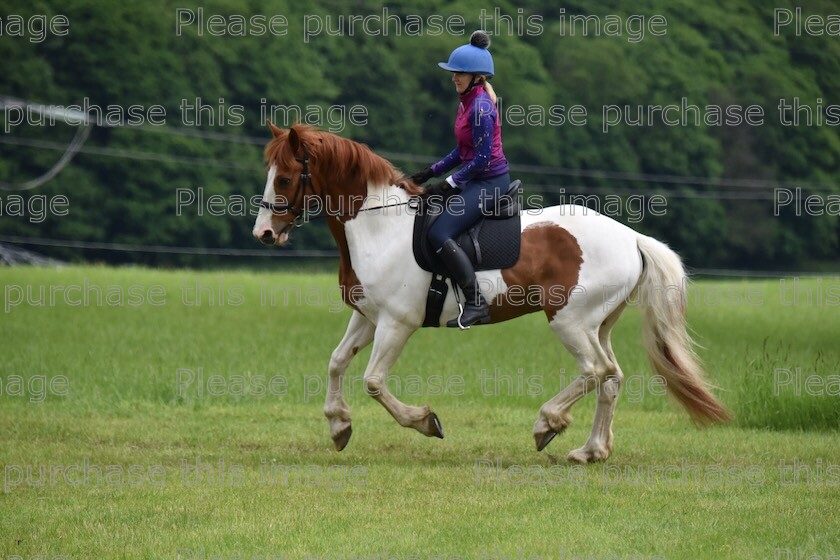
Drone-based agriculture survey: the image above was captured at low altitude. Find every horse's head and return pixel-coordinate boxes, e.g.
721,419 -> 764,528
252,123 -> 316,245
253,123 -> 424,245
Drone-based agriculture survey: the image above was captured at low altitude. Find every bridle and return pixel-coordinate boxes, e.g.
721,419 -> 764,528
259,141 -> 420,226
259,143 -> 319,227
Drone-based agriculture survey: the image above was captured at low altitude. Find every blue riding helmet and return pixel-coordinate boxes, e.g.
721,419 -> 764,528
438,30 -> 494,77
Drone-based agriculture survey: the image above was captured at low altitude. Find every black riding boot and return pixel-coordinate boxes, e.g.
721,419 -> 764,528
437,239 -> 491,328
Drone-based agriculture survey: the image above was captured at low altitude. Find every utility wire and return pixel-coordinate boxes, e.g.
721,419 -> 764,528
0,235 -> 338,257
2,234 -> 837,277
0,134 -> 801,201
0,136 -> 808,201
0,135 -> 259,170
4,95 -> 836,191
0,97 -> 93,191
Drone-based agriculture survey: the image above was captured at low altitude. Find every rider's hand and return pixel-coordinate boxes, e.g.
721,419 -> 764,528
409,166 -> 435,185
423,180 -> 451,197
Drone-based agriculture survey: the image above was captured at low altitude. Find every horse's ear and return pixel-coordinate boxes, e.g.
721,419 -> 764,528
288,126 -> 302,154
267,120 -> 282,138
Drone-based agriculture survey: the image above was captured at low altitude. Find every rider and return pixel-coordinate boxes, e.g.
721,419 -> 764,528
410,30 -> 510,328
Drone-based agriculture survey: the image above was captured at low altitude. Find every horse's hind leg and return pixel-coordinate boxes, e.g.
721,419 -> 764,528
533,326 -> 604,452
325,311 -> 375,451
566,303 -> 626,464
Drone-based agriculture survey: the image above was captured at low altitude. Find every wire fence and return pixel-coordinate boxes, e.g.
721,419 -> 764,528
3,235 -> 837,278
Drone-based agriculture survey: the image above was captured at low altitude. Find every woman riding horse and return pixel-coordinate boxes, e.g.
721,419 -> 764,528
409,30 -> 510,329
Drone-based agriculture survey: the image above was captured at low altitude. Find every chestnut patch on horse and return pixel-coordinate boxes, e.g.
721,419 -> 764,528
491,222 -> 583,323
327,217 -> 364,311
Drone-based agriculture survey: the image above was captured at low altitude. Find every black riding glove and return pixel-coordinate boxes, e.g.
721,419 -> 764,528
409,166 -> 435,185
423,180 -> 452,197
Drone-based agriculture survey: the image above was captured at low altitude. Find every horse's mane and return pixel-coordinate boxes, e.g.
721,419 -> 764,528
264,125 -> 424,195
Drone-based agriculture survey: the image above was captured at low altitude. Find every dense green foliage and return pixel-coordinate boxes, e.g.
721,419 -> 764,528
1,0 -> 839,268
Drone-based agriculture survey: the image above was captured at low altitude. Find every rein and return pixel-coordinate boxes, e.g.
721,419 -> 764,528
350,199 -> 418,216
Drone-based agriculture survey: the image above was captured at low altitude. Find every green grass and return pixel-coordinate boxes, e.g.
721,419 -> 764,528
1,266 -> 839,559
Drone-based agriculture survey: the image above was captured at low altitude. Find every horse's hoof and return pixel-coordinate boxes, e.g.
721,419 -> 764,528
567,444 -> 610,464
425,412 -> 444,439
566,448 -> 589,464
535,430 -> 557,452
332,425 -> 352,451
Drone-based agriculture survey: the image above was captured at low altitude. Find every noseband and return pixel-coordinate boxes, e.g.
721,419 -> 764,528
260,143 -> 319,226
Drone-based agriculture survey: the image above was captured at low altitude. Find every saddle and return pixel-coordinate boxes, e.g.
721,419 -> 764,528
412,180 -> 522,327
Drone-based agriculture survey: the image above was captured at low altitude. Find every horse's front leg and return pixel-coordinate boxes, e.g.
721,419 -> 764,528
362,317 -> 444,439
325,310 -> 375,451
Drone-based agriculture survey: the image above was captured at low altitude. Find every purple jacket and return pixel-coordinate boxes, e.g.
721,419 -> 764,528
431,84 -> 509,185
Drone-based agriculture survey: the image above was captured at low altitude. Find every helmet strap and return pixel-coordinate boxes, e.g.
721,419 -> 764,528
462,74 -> 480,95
461,74 -> 481,95
461,74 -> 478,95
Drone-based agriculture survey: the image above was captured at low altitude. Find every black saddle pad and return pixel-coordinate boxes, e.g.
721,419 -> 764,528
412,182 -> 522,276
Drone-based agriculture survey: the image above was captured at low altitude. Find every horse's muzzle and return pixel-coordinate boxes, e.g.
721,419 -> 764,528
258,229 -> 274,245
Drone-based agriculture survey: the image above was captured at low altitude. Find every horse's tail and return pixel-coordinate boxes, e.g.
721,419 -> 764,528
634,235 -> 731,425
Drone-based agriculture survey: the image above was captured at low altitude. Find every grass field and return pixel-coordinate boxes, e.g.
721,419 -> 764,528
1,265 -> 839,559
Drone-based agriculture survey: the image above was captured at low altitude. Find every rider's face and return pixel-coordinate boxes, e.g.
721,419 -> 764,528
452,72 -> 473,94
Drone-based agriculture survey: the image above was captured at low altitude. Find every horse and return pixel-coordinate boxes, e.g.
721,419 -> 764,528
252,123 -> 730,463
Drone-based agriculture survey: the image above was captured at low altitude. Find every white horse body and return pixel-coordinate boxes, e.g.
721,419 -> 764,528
344,183 -> 642,330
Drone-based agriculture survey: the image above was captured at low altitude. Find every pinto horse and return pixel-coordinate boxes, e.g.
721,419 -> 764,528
252,124 -> 729,463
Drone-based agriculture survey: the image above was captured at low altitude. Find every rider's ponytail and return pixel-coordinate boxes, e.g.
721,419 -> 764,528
481,78 -> 498,104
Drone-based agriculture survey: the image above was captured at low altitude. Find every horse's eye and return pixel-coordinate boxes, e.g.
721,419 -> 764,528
274,177 -> 291,188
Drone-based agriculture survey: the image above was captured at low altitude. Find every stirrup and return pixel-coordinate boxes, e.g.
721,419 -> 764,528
455,303 -> 469,330
452,285 -> 469,330
448,301 -> 490,329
